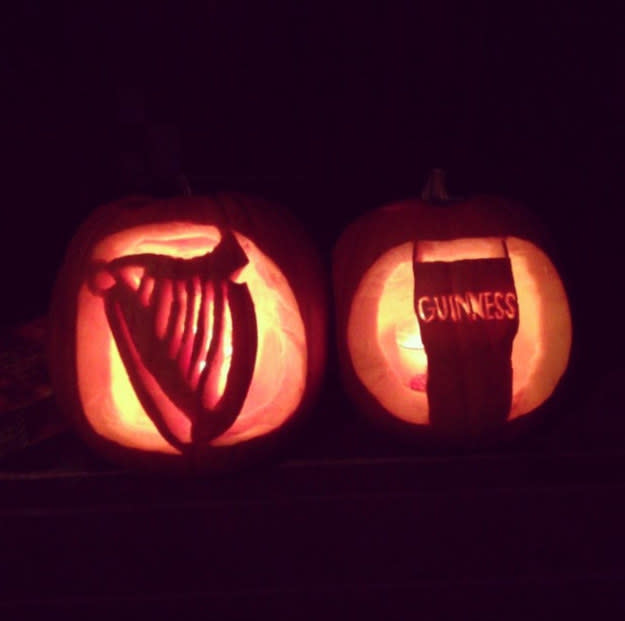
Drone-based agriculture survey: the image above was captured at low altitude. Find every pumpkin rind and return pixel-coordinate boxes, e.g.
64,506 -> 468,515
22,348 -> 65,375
333,195 -> 572,443
49,193 -> 327,472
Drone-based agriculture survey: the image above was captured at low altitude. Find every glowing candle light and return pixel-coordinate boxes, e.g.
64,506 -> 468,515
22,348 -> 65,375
394,319 -> 428,391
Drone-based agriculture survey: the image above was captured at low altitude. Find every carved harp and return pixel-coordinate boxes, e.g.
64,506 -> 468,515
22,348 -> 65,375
89,231 -> 258,450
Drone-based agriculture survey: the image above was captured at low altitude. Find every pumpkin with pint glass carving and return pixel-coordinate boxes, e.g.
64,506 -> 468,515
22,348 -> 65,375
49,193 -> 326,471
332,178 -> 572,442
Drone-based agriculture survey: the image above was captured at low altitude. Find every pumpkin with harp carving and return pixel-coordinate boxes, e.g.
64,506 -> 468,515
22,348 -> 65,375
332,171 -> 572,443
49,194 -> 326,471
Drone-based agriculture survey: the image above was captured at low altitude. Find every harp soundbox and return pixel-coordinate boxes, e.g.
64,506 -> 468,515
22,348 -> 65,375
88,231 -> 258,450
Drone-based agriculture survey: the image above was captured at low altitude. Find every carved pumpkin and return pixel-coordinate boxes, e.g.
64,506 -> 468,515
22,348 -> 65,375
333,172 -> 572,443
49,193 -> 326,471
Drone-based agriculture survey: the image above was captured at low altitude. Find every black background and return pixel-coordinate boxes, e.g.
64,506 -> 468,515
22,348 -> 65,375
3,1 -> 623,384
2,3 -> 625,615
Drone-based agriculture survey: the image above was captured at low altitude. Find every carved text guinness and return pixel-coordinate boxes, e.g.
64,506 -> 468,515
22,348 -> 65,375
416,291 -> 517,323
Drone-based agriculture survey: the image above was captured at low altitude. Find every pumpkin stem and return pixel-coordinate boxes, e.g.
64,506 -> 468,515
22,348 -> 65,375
421,168 -> 450,203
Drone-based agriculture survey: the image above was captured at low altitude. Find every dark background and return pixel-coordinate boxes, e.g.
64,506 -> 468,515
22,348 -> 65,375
4,1 -> 623,380
2,2 -> 625,616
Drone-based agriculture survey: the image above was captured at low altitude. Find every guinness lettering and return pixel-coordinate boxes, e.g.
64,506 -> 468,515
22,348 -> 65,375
416,291 -> 517,323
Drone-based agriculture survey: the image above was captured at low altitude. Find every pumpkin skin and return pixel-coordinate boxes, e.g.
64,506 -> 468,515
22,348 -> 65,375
333,194 -> 572,444
49,193 -> 326,472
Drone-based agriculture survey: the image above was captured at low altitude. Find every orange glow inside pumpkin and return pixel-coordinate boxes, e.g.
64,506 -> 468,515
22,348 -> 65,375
347,237 -> 572,425
76,223 -> 307,453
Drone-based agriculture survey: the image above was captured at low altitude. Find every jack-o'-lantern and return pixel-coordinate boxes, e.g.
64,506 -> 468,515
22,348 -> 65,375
333,171 -> 572,443
49,193 -> 326,471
